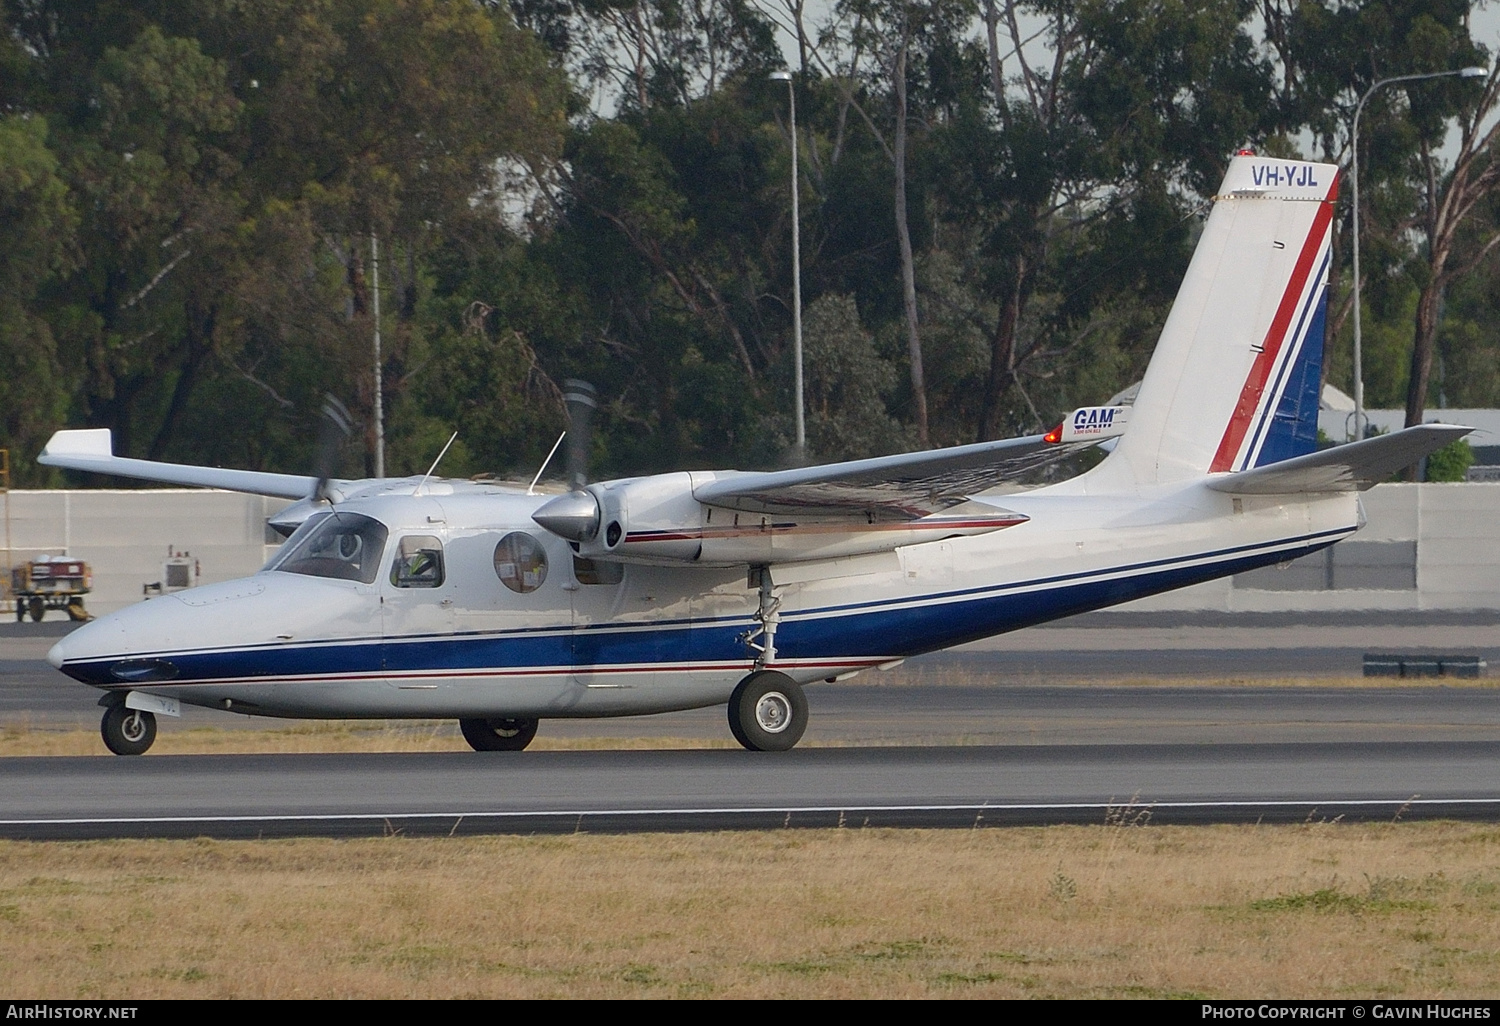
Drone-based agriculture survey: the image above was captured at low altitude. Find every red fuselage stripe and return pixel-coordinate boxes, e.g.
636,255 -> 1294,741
1208,179 -> 1338,473
624,517 -> 1027,544
141,658 -> 894,688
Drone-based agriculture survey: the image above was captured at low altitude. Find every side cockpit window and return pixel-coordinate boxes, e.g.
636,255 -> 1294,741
391,535 -> 445,588
265,512 -> 388,584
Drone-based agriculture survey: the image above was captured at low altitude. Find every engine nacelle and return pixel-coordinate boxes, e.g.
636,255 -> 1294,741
536,472 -> 1029,567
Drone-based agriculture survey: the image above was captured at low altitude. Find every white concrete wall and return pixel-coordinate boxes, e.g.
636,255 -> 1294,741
2,483 -> 1497,618
1319,408 -> 1500,450
1119,483 -> 1500,612
2,490 -> 292,616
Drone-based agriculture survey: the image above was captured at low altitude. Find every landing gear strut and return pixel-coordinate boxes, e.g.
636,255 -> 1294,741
101,704 -> 157,756
728,670 -> 808,752
459,717 -> 538,752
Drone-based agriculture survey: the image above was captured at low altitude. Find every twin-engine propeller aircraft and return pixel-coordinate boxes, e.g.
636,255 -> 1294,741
41,153 -> 1469,756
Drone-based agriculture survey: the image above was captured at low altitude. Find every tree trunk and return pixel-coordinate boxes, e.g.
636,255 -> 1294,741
1406,280 -> 1444,429
892,29 -> 930,447
148,301 -> 216,461
983,0 -> 1005,105
980,256 -> 1026,441
1321,209 -> 1342,389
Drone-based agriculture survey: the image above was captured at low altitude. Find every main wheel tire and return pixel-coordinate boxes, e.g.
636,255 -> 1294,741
28,596 -> 44,622
101,705 -> 156,756
727,671 -> 808,752
459,717 -> 538,752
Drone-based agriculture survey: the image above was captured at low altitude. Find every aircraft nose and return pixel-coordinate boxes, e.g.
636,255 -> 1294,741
44,614 -> 135,674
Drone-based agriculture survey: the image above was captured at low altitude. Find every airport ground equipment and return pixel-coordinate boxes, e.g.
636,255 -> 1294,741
11,556 -> 92,622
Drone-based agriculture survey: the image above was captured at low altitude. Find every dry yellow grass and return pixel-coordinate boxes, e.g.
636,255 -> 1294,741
1,822 -> 1499,998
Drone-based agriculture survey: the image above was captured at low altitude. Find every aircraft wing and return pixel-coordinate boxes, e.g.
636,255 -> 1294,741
38,428 -> 317,500
1204,424 -> 1472,494
692,432 -> 1099,521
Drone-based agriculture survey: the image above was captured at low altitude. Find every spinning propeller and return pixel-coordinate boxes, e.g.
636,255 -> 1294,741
532,380 -> 602,542
311,394 -> 354,503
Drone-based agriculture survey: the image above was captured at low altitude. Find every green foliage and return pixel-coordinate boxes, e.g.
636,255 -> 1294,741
798,294 -> 913,461
3,0 -> 1500,485
1424,438 -> 1473,482
0,114 -> 75,480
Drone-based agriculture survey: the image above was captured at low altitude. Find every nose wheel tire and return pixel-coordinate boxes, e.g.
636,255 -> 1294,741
101,705 -> 157,756
728,671 -> 808,751
459,717 -> 538,752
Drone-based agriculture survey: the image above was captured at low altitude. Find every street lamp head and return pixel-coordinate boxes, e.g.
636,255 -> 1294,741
1460,66 -> 1489,79
769,70 -> 792,82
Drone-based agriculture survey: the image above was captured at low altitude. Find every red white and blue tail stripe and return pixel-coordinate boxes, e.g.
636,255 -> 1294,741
1098,155 -> 1340,488
1209,177 -> 1336,472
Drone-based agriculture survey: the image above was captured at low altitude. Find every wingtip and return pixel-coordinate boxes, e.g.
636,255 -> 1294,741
39,427 -> 113,461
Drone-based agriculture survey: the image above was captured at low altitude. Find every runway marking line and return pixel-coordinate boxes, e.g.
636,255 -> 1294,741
5,796 -> 1500,829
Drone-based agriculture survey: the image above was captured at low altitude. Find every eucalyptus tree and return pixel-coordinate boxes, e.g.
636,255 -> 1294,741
0,0 -> 568,480
923,0 -> 1275,440
1261,0 -> 1494,430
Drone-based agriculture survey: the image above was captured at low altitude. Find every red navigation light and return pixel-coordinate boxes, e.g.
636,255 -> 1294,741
1235,148 -> 1255,156
1043,423 -> 1063,444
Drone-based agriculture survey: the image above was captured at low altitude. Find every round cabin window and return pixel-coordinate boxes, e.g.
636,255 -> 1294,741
494,532 -> 548,594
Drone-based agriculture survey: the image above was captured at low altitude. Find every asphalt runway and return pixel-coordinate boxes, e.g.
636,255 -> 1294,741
4,615 -> 1498,838
3,742 -> 1498,839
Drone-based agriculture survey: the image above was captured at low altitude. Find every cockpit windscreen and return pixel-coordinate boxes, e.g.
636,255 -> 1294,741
264,511 -> 389,584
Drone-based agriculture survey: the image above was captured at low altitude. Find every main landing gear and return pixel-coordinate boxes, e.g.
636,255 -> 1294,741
727,567 -> 808,751
728,670 -> 808,752
459,717 -> 539,752
101,704 -> 157,756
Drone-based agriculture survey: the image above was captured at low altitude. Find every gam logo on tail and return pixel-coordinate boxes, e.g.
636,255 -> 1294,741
1058,406 -> 1130,443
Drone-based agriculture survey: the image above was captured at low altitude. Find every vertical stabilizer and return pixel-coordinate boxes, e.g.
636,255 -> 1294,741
1097,155 -> 1338,488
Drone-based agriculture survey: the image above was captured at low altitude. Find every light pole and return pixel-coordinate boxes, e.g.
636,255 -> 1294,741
770,69 -> 805,459
371,231 -> 385,478
1349,65 -> 1486,442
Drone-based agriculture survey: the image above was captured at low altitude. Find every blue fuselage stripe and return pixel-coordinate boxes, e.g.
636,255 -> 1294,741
60,526 -> 1350,688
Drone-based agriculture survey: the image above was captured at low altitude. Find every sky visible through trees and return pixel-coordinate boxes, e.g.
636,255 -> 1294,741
3,0 -> 1500,487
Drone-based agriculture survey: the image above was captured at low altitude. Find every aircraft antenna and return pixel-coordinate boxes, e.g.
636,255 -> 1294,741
528,431 -> 567,495
414,431 -> 459,496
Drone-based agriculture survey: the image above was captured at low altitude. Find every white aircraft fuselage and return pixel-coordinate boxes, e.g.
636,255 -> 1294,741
47,476 -> 1360,720
41,153 -> 1468,753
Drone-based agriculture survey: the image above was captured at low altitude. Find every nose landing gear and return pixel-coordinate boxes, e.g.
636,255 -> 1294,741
101,704 -> 157,756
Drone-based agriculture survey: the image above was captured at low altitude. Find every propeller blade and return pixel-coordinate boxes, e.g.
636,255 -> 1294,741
312,394 -> 354,501
562,380 -> 597,491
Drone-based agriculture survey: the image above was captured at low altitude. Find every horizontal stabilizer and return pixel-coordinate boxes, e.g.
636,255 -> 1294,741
1204,424 -> 1472,494
39,429 -> 318,500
